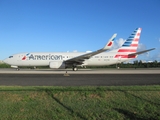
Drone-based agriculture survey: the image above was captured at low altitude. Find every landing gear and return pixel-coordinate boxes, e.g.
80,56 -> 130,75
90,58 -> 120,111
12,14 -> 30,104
116,63 -> 120,69
72,67 -> 78,71
16,68 -> 20,71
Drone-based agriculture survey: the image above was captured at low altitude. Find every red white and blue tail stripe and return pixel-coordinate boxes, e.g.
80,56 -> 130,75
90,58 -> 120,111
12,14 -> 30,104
114,28 -> 142,58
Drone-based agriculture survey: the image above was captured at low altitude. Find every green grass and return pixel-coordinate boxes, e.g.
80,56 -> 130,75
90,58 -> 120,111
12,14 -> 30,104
0,63 -> 10,68
0,86 -> 159,120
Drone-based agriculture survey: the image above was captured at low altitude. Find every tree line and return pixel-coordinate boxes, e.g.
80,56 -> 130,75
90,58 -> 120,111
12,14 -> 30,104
87,60 -> 160,68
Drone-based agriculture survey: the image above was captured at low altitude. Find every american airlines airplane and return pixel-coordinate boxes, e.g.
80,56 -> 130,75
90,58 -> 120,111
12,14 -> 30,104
4,28 -> 155,71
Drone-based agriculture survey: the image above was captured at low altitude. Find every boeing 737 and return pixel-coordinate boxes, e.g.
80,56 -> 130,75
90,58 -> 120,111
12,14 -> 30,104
4,28 -> 155,71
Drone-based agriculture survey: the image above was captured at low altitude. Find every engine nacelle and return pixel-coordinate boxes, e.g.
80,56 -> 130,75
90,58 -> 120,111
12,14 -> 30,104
49,61 -> 65,69
11,65 -> 18,68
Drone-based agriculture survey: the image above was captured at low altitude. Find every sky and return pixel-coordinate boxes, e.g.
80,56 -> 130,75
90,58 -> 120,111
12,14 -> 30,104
0,0 -> 160,61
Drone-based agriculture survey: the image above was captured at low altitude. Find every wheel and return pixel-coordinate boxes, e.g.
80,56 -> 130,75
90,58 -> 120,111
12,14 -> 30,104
73,67 -> 78,71
16,68 -> 20,71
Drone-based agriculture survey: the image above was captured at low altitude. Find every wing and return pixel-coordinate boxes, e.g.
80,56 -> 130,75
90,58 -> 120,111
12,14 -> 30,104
65,34 -> 117,65
128,48 -> 155,57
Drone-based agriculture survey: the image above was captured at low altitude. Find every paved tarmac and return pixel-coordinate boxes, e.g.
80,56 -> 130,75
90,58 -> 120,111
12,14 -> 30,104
0,68 -> 159,86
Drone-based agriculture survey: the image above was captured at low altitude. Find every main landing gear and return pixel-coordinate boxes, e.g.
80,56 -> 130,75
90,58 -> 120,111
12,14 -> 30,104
16,68 -> 20,71
116,63 -> 120,69
72,66 -> 78,71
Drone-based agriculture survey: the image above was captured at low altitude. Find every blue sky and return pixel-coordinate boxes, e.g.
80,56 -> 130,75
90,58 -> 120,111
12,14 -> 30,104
0,0 -> 160,61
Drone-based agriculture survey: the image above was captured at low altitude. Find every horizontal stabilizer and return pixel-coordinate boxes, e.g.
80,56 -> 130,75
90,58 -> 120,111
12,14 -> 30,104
128,48 -> 155,57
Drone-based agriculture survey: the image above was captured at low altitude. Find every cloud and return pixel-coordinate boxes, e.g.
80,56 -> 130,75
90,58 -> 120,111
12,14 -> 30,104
153,53 -> 160,59
151,48 -> 160,61
137,43 -> 151,59
112,38 -> 125,49
73,50 -> 78,52
137,43 -> 147,51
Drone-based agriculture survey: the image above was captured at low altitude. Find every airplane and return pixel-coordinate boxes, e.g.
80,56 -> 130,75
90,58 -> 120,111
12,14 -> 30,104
3,28 -> 155,71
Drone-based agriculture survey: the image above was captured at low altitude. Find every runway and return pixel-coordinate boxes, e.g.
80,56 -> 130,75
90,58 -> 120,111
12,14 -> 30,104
0,68 -> 160,86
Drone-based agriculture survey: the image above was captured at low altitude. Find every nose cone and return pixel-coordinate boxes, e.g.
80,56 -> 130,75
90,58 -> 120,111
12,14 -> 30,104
3,58 -> 12,65
3,55 -> 15,65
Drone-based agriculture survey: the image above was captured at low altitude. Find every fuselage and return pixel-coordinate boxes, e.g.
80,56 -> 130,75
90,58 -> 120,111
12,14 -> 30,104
4,52 -> 134,68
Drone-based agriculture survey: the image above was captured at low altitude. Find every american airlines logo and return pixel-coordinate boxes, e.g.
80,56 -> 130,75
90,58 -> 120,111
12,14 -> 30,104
22,53 -> 63,60
22,53 -> 30,60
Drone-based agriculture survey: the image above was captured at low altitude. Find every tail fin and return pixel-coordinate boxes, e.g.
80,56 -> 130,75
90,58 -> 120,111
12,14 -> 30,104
114,28 -> 142,58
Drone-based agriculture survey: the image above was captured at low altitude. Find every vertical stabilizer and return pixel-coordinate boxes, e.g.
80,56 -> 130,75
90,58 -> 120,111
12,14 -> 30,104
114,28 -> 142,58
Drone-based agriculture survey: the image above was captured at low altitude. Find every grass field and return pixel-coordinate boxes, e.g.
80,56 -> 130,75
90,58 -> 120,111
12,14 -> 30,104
0,86 -> 159,120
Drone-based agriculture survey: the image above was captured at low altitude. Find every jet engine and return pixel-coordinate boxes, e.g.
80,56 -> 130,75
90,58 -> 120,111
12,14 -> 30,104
49,61 -> 65,69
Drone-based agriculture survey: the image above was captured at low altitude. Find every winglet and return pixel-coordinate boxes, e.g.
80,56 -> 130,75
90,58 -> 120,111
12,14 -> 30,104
103,33 -> 117,50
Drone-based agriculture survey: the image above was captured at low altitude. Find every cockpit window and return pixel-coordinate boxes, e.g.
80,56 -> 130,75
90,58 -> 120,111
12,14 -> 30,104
9,56 -> 13,58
